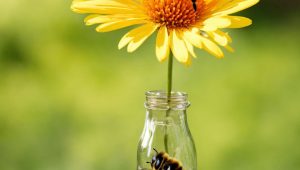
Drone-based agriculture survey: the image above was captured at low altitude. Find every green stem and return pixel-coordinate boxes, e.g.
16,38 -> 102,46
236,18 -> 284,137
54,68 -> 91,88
167,53 -> 173,98
164,54 -> 173,153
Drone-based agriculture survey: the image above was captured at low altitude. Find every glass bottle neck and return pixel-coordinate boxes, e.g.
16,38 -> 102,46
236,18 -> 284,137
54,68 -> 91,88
145,109 -> 188,125
145,91 -> 190,110
144,90 -> 190,126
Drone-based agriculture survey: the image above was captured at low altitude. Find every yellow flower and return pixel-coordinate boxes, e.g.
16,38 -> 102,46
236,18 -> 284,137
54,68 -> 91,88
71,0 -> 259,65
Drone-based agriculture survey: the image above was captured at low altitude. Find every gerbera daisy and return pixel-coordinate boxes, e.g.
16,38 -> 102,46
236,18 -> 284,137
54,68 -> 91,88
71,0 -> 259,65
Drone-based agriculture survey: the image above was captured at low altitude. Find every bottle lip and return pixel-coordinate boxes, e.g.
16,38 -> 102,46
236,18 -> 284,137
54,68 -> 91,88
145,90 -> 190,110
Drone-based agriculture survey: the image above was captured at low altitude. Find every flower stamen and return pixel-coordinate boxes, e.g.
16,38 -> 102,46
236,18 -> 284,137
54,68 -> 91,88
144,0 -> 204,29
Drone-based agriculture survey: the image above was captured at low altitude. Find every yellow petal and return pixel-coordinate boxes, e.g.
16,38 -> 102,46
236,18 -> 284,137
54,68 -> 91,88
127,23 -> 158,52
71,0 -> 143,11
118,32 -> 134,50
119,22 -> 155,50
96,19 -> 146,32
183,30 -> 203,49
72,8 -> 135,15
71,4 -> 141,14
170,30 -> 189,63
209,30 -> 229,46
204,17 -> 231,29
184,38 -> 197,58
71,0 -> 145,15
184,54 -> 192,67
201,37 -> 224,58
227,16 -> 252,28
225,45 -> 235,52
72,0 -> 127,8
202,25 -> 218,32
113,0 -> 143,7
215,0 -> 260,15
156,26 -> 170,62
225,32 -> 232,43
84,14 -> 146,25
84,15 -> 112,25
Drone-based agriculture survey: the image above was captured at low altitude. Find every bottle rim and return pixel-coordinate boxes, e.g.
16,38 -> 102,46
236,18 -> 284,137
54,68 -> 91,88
145,90 -> 190,110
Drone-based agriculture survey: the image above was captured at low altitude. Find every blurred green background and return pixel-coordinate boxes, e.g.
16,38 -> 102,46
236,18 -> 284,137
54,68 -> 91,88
0,0 -> 300,170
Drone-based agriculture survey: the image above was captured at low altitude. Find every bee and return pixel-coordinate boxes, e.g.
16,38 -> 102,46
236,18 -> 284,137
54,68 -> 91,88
146,148 -> 183,170
192,0 -> 197,11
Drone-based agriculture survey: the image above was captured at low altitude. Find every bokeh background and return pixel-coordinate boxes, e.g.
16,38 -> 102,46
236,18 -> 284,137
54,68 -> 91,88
1,0 -> 300,170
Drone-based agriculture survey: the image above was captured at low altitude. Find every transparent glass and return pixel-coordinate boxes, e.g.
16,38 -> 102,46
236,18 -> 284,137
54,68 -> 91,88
137,91 -> 197,170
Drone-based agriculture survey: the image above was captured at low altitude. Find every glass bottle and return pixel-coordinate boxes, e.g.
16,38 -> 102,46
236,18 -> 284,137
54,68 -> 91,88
137,91 -> 197,170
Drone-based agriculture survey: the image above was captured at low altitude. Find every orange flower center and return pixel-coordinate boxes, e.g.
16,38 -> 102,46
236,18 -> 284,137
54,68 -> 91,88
144,0 -> 205,29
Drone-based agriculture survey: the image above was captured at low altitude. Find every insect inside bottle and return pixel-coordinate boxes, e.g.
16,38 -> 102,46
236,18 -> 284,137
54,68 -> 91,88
146,148 -> 183,170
